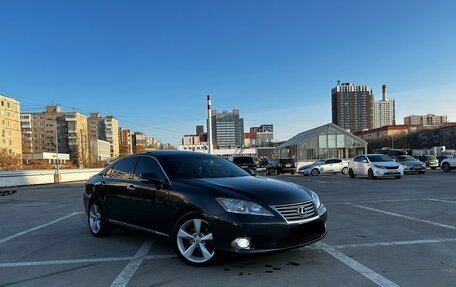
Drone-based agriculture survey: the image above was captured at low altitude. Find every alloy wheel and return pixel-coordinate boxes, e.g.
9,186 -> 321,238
89,204 -> 102,234
176,218 -> 215,264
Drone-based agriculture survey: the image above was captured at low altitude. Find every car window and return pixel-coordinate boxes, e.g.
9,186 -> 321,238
367,155 -> 394,162
133,156 -> 166,181
333,159 -> 342,163
354,156 -> 366,162
110,157 -> 137,179
161,155 -> 248,179
280,159 -> 294,164
324,160 -> 333,164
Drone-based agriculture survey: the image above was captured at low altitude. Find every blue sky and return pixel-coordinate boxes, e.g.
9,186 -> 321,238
1,0 -> 455,145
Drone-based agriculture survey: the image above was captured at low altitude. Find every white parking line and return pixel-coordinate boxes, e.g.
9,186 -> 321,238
429,198 -> 456,204
0,212 -> 83,245
110,239 -> 153,287
0,257 -> 133,268
315,242 -> 400,287
302,179 -> 327,183
350,204 -> 456,231
331,237 -> 456,249
0,254 -> 175,268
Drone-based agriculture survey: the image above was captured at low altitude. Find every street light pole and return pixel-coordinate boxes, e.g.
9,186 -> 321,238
55,122 -> 60,181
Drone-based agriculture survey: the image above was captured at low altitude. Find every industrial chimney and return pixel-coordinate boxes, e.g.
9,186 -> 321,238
382,85 -> 388,101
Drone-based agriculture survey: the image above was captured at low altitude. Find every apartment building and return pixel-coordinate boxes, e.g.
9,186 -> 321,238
331,82 -> 375,132
374,85 -> 396,128
0,94 -> 22,155
87,113 -> 120,159
404,114 -> 448,128
209,109 -> 244,148
21,106 -> 89,166
119,128 -> 133,155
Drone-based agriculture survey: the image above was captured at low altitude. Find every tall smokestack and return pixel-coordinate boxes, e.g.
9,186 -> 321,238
382,85 -> 388,101
207,95 -> 213,154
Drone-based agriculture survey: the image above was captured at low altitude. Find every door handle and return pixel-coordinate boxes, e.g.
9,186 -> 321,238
126,185 -> 136,192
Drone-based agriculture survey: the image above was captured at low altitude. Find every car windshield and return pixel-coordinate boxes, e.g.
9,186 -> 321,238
425,155 -> 437,160
232,156 -> 255,164
396,155 -> 417,162
367,155 -> 395,162
161,155 -> 249,179
280,159 -> 294,164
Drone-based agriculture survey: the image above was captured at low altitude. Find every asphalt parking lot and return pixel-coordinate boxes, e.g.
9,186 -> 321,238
1,170 -> 456,287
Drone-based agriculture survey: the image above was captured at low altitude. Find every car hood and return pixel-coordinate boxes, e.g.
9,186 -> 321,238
371,162 -> 400,167
179,176 -> 313,205
300,163 -> 320,169
399,160 -> 422,165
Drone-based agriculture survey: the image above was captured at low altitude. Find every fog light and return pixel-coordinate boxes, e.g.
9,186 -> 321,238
232,237 -> 251,249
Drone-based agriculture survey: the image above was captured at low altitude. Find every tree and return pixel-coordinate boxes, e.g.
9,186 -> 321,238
134,145 -> 145,154
0,148 -> 22,171
23,159 -> 52,170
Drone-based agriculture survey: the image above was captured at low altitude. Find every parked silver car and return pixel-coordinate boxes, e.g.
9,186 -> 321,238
394,155 -> 426,174
298,158 -> 348,176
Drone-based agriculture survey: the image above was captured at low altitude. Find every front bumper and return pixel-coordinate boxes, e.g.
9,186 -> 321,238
403,165 -> 426,172
373,168 -> 403,177
298,169 -> 311,175
208,204 -> 327,253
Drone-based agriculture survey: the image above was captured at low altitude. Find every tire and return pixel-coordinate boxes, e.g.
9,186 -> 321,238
341,167 -> 348,176
368,169 -> 376,180
349,168 -> 355,178
276,170 -> 280,175
303,174 -> 309,176
431,167 -> 437,170
291,172 -> 295,175
442,163 -> 451,172
172,212 -> 217,266
394,176 -> 402,179
88,200 -> 112,238
311,169 -> 319,176
266,169 -> 271,176
418,171 -> 426,174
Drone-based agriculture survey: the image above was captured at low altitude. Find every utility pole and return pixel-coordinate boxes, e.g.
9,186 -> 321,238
207,95 -> 213,154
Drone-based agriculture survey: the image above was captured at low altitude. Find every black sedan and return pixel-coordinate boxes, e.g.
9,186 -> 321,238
83,151 -> 327,266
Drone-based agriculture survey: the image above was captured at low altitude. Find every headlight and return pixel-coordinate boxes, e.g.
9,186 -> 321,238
310,191 -> 321,208
216,198 -> 273,216
373,164 -> 385,169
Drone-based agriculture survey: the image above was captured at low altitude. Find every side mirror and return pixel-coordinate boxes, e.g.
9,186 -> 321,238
246,169 -> 257,176
139,172 -> 164,184
362,160 -> 368,163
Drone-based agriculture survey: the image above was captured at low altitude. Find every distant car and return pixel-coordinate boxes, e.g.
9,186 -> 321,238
441,155 -> 456,172
266,158 -> 296,175
415,155 -> 439,169
393,155 -> 426,174
257,157 -> 270,169
298,159 -> 348,176
229,156 -> 257,175
348,154 -> 403,179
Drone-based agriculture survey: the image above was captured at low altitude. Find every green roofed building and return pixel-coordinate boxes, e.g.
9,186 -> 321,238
276,123 -> 367,162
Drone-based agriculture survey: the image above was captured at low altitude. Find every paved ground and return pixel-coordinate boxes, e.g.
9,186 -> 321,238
1,170 -> 456,286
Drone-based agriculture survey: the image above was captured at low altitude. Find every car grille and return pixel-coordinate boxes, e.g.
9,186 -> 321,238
272,201 -> 317,223
385,166 -> 400,170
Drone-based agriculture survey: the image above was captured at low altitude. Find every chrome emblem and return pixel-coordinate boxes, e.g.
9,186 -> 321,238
297,206 -> 308,216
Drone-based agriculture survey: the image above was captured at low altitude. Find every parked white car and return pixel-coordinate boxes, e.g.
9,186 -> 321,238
441,155 -> 456,172
348,154 -> 404,179
298,159 -> 348,176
